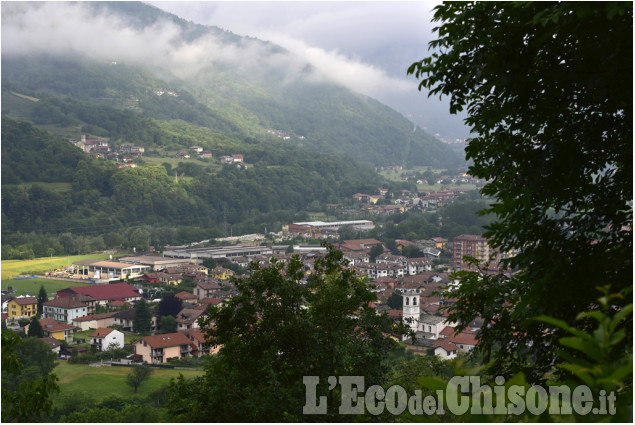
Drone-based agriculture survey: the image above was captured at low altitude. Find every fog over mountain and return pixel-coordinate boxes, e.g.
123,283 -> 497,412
2,1 -> 470,141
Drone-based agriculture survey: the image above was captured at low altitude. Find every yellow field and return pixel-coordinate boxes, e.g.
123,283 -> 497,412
1,254 -> 114,280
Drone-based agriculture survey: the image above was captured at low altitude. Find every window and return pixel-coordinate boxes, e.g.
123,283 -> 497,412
405,297 -> 409,306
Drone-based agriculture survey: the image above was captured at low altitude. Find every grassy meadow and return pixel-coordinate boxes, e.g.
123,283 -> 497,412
52,361 -> 204,402
1,254 -> 118,296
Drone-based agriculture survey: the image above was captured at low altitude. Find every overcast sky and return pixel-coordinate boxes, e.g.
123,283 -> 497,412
149,1 -> 470,140
1,1 -> 470,140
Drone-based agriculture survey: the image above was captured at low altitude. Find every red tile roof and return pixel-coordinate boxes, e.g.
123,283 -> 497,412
140,332 -> 191,348
39,318 -> 76,332
43,297 -> 87,309
12,296 -> 37,305
432,339 -> 458,353
90,327 -> 116,338
447,332 -> 478,346
73,312 -> 118,322
57,283 -> 140,301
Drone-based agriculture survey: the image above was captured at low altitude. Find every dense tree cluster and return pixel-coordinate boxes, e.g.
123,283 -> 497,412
409,1 -> 632,382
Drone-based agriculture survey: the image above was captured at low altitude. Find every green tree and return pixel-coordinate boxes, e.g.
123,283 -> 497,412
26,316 -> 43,338
126,364 -> 153,393
201,257 -> 217,270
368,243 -> 384,262
133,299 -> 152,335
159,315 -> 177,333
168,245 -> 410,421
1,332 -> 59,422
408,2 -> 632,382
158,294 -> 182,318
37,285 -> 47,316
386,290 -> 403,310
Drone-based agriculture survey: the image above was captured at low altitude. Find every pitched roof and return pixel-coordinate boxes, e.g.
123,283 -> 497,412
12,296 -> 37,305
176,308 -> 205,324
447,332 -> 478,346
39,318 -> 76,332
90,327 -> 116,338
58,283 -> 140,301
174,291 -> 197,300
195,280 -> 222,291
140,332 -> 191,348
43,296 -> 87,309
432,339 -> 458,352
199,297 -> 223,306
72,312 -> 118,322
40,336 -> 62,349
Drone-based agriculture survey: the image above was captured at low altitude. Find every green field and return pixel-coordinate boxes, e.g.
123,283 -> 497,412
52,361 -> 204,402
1,254 -> 121,297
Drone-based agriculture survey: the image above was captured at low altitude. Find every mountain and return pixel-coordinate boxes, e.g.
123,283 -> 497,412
1,1 -> 462,168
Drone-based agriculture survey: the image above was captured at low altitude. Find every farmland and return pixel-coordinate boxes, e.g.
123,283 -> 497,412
1,254 -> 119,296
52,361 -> 204,403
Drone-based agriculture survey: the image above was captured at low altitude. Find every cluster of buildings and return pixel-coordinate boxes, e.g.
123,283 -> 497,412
69,135 -> 143,166
3,230 -> 507,364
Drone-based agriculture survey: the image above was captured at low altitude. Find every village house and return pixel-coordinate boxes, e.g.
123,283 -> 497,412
175,308 -> 206,331
113,309 -> 158,332
134,332 -> 192,364
7,296 -> 38,320
193,280 -> 222,300
90,327 -> 124,352
41,336 -> 63,355
35,318 -> 78,342
182,329 -> 218,357
355,262 -> 405,280
209,266 -> 234,281
72,311 -> 118,331
42,295 -> 93,324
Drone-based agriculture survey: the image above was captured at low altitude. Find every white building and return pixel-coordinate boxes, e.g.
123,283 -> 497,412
89,328 -> 124,352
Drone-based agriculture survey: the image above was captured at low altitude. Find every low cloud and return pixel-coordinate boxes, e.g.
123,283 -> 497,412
1,2 -> 411,97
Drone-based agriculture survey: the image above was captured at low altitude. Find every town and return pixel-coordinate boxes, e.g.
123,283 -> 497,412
3,221 -> 509,364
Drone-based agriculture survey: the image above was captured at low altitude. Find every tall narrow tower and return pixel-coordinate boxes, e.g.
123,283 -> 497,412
402,288 -> 420,333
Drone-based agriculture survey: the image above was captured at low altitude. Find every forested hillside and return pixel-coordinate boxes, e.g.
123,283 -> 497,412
1,1 -> 465,258
1,1 -> 462,167
1,117 -> 396,257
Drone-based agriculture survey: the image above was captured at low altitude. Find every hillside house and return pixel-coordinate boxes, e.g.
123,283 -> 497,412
7,296 -> 38,320
193,280 -> 222,300
36,318 -> 78,342
134,332 -> 192,364
43,295 -> 94,324
90,327 -> 124,351
72,311 -> 118,331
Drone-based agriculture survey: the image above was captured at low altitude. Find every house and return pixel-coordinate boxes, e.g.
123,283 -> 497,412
176,308 -> 206,331
42,295 -> 92,324
174,291 -> 198,304
182,329 -> 220,357
113,309 -> 158,332
432,339 -> 458,360
159,273 -> 183,286
72,311 -> 118,331
190,146 -> 203,153
193,280 -> 222,300
209,266 -> 234,281
90,328 -> 124,352
36,318 -> 78,342
231,154 -> 243,163
7,296 -> 38,320
446,331 -> 478,353
134,332 -> 193,364
200,150 -> 213,159
40,336 -> 62,354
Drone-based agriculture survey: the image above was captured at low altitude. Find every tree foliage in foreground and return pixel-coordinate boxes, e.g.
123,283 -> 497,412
1,333 -> 59,422
167,245 -> 410,422
409,2 -> 632,382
